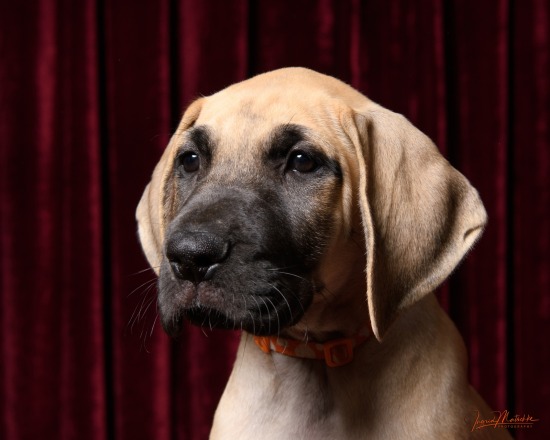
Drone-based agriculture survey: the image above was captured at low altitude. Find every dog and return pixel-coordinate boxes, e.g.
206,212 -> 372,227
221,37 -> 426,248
137,67 -> 512,439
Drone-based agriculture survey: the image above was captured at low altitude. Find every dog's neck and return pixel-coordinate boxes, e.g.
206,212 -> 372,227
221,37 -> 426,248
211,295 -> 473,439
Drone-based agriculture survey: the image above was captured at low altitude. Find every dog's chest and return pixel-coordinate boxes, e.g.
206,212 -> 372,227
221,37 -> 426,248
210,346 -> 373,440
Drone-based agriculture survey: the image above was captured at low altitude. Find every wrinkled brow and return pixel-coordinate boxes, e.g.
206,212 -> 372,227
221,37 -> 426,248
182,125 -> 214,155
266,124 -> 307,160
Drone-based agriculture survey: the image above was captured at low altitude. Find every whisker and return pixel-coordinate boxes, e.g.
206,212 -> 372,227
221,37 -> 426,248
127,278 -> 157,298
267,282 -> 294,322
128,266 -> 161,277
128,285 -> 156,332
259,296 -> 271,334
149,313 -> 159,337
138,297 -> 157,348
266,265 -> 300,272
245,296 -> 257,335
269,270 -> 308,282
249,295 -> 262,325
140,296 -> 157,321
264,296 -> 281,336
208,315 -> 213,331
135,297 -> 156,335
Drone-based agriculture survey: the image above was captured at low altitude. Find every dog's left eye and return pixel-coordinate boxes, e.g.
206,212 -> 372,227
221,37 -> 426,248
178,152 -> 200,173
288,151 -> 318,173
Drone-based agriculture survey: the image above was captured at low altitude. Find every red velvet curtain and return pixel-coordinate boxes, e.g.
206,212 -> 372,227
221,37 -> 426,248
1,1 -> 548,439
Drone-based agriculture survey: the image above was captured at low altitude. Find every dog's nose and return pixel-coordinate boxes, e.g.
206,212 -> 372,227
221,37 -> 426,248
165,231 -> 230,283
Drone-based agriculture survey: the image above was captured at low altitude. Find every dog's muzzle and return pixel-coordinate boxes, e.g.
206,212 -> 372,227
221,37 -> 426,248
157,184 -> 318,338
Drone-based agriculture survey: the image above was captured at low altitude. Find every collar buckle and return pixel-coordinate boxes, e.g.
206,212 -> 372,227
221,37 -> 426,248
323,339 -> 354,367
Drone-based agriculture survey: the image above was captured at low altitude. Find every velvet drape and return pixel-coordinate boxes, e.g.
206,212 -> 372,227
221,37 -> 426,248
1,1 -> 548,439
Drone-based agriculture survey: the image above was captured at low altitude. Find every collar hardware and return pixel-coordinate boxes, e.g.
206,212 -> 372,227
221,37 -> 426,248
253,327 -> 370,368
323,339 -> 354,367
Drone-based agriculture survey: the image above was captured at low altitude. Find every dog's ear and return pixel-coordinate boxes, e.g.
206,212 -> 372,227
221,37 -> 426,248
347,103 -> 487,340
136,98 -> 204,273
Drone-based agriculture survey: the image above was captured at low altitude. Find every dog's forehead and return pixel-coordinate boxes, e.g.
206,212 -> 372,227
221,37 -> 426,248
179,68 -> 372,171
194,89 -> 342,152
196,90 -> 332,135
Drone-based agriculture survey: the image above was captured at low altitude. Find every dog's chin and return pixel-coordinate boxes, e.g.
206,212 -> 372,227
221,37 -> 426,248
160,304 -> 309,338
159,307 -> 230,338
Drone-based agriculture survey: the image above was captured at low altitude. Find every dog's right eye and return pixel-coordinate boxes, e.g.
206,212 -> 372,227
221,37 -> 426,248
288,150 -> 319,173
178,152 -> 200,173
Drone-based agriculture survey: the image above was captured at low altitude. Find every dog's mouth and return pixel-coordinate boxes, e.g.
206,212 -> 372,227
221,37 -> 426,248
158,260 -> 316,338
160,294 -> 313,338
179,292 -> 300,336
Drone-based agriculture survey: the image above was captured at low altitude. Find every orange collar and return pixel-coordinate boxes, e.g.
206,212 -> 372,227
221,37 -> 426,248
253,326 -> 371,367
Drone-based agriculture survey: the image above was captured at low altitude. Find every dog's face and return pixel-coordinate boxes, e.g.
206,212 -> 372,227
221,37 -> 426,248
159,118 -> 345,336
137,68 -> 487,340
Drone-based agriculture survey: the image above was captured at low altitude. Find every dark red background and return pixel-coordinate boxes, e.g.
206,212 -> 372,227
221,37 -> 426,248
1,1 -> 548,439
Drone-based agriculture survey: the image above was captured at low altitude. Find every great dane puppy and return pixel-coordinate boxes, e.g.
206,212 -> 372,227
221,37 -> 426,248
137,68 -> 511,439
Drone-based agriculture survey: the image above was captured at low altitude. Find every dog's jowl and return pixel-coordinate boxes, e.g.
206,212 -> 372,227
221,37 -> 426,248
137,68 -> 511,439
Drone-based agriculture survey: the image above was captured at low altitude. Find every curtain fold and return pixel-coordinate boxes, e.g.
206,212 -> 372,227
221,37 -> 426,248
1,1 -> 106,439
1,1 -> 548,439
513,0 -> 550,428
443,0 -> 511,410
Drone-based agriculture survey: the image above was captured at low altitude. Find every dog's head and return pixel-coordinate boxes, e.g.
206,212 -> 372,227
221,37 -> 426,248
137,67 -> 486,340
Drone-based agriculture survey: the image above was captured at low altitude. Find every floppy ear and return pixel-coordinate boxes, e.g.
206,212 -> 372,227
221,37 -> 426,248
136,98 -> 204,274
348,102 -> 487,340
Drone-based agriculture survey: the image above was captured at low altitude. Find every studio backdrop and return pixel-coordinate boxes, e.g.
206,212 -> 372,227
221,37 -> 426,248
1,1 -> 548,439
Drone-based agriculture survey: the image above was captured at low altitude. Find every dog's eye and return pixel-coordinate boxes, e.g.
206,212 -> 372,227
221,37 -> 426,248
179,152 -> 200,173
289,151 -> 318,173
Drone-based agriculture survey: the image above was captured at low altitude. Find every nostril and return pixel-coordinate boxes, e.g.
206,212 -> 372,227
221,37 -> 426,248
165,231 -> 230,282
169,260 -> 187,279
202,263 -> 220,281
